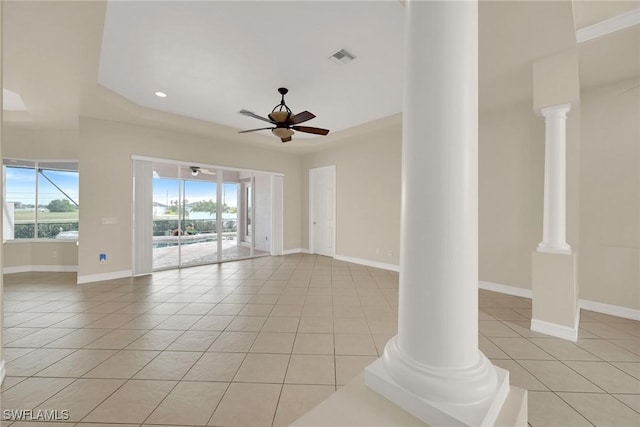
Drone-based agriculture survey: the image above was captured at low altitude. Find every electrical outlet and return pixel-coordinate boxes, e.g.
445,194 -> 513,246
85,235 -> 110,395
387,250 -> 393,257
51,250 -> 57,258
376,248 -> 380,255
99,253 -> 107,264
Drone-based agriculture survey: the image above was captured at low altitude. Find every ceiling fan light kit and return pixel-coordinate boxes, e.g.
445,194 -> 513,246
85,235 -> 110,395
239,87 -> 330,143
272,128 -> 294,139
269,111 -> 290,123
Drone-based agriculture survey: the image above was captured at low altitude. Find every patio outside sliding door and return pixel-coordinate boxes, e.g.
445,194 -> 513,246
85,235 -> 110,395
180,177 -> 217,266
146,159 -> 277,271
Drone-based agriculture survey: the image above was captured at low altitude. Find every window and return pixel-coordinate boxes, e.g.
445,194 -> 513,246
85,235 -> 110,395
3,159 -> 79,240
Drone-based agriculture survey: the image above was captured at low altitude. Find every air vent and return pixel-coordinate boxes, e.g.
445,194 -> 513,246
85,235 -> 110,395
329,49 -> 356,65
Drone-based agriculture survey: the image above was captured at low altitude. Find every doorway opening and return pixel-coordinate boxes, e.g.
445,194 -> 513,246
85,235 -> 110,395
309,165 -> 336,258
133,158 -> 282,273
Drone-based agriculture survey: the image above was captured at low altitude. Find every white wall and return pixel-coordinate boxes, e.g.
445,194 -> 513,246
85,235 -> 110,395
300,106 -> 546,289
479,103 -> 545,290
579,78 -> 639,310
77,117 -> 302,281
299,91 -> 638,314
2,127 -> 79,159
302,117 -> 402,266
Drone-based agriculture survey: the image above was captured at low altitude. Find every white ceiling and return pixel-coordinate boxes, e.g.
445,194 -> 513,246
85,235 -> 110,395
98,1 -> 405,136
3,1 -> 639,152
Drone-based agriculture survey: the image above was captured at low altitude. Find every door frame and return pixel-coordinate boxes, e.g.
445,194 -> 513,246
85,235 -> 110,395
309,165 -> 336,258
134,155 -> 283,271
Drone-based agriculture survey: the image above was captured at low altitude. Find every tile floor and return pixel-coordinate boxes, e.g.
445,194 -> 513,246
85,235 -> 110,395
1,254 -> 639,427
152,239 -> 270,270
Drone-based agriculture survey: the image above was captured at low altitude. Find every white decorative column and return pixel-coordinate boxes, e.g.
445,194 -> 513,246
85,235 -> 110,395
531,104 -> 579,341
365,1 -> 510,426
537,104 -> 572,254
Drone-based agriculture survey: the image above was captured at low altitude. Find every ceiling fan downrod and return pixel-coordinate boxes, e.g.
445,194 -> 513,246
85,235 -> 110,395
272,87 -> 292,115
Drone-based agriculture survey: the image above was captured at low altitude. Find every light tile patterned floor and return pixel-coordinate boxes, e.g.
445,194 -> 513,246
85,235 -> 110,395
1,254 -> 639,426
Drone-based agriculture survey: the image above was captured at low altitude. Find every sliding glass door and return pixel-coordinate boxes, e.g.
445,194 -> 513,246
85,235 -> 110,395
181,178 -> 218,266
152,175 -> 181,270
149,162 -> 273,271
220,170 -> 240,261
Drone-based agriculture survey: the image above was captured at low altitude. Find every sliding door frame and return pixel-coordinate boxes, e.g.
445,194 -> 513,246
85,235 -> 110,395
132,155 -> 284,271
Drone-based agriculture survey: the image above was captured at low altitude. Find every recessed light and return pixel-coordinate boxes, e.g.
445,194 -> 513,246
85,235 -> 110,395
154,91 -> 168,98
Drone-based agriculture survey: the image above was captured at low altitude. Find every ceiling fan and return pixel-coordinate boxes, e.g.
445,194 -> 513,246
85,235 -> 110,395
189,166 -> 216,177
238,88 -> 330,143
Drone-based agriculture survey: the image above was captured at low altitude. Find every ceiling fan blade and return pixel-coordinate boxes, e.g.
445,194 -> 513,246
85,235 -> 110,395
292,125 -> 330,136
281,136 -> 292,143
238,127 -> 274,133
239,109 -> 277,124
289,111 -> 316,124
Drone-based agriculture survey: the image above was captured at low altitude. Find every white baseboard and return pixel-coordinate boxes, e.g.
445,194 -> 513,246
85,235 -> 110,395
479,280 -> 640,322
77,270 -> 132,285
0,360 -> 5,386
3,265 -> 78,274
531,311 -> 580,342
579,299 -> 640,321
280,250 -> 400,272
282,248 -> 312,255
334,254 -> 400,272
479,281 -> 532,299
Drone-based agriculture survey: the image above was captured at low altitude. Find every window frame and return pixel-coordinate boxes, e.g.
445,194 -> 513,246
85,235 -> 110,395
3,158 -> 79,242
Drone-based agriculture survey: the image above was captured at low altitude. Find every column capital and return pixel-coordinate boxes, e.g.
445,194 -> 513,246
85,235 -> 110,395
540,103 -> 571,119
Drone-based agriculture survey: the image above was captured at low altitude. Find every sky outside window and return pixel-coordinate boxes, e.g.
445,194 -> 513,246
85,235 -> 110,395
153,178 -> 238,207
6,166 -> 79,206
5,166 -> 36,207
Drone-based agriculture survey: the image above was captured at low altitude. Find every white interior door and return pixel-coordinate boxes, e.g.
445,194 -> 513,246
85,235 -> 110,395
271,175 -> 284,256
310,165 -> 336,257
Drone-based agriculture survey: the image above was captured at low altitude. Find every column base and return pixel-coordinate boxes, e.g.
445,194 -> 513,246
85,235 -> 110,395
537,242 -> 572,255
532,251 -> 579,341
292,372 -> 527,427
365,337 -> 510,427
365,358 -> 510,427
531,309 -> 580,342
